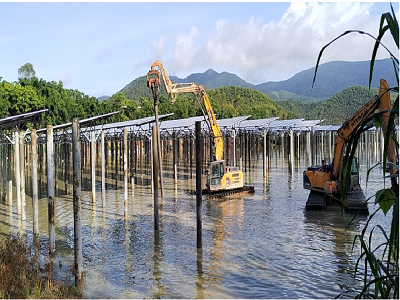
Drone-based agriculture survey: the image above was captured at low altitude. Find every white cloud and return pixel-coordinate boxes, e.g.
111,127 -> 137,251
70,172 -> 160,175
153,2 -> 398,84
58,72 -> 70,85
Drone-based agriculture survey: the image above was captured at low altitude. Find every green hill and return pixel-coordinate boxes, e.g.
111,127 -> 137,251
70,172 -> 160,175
306,85 -> 380,125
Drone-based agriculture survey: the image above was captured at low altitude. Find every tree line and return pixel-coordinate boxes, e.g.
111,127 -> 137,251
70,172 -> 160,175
0,70 -> 293,129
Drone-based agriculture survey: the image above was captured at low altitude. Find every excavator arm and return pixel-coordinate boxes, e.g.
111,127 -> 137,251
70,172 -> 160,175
148,60 -> 224,160
332,79 -> 392,180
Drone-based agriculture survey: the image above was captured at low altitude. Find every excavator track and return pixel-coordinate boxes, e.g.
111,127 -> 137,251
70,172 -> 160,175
202,186 -> 255,199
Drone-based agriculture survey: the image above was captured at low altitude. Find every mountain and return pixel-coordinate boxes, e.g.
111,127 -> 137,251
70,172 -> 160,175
119,58 -> 396,104
170,69 -> 254,90
97,95 -> 110,102
255,59 -> 397,100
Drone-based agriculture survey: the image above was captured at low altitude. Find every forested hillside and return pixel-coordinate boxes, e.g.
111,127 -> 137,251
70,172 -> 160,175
277,85 -> 382,125
0,76 -> 293,129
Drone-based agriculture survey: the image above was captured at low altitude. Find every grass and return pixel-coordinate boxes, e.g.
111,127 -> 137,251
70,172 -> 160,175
0,234 -> 82,299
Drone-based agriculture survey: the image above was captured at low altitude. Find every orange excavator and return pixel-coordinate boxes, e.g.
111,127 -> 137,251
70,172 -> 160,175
147,60 -> 254,197
303,79 -> 398,211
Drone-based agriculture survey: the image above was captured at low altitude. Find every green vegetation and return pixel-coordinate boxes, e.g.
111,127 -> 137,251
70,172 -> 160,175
307,85 -> 379,124
0,68 -> 295,128
0,235 -> 82,299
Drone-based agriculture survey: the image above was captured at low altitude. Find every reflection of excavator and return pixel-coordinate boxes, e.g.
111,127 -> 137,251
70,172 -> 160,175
304,79 -> 397,211
147,60 -> 254,195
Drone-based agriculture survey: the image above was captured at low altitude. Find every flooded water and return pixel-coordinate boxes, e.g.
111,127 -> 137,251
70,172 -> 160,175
0,143 -> 392,298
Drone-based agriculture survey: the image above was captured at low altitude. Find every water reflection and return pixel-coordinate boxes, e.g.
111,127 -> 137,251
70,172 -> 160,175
0,142 -> 390,298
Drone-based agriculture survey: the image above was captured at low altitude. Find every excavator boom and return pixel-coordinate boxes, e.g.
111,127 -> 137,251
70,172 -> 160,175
332,79 -> 392,179
147,60 -> 250,195
149,60 -> 223,160
304,78 -> 397,211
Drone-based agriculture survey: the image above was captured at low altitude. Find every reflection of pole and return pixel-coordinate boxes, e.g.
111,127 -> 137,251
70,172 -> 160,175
31,129 -> 39,236
72,118 -> 83,282
196,121 -> 203,249
47,125 -> 55,254
152,126 -> 159,231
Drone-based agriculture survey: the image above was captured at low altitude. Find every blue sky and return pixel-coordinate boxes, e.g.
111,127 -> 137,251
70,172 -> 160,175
0,2 -> 398,97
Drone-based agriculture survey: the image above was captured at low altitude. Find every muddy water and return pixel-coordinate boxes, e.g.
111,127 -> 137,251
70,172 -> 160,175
0,144 -> 392,298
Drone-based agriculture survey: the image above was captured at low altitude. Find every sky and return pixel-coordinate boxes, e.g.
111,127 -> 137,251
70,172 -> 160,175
0,1 -> 398,98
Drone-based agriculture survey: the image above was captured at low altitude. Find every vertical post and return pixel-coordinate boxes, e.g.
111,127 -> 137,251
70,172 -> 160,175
380,128 -> 384,162
311,131 -> 315,166
123,128 -> 128,219
72,118 -> 83,282
91,130 -> 96,203
263,130 -> 267,178
19,131 -> 26,221
195,121 -> 202,249
64,142 -> 69,194
152,126 -> 159,231
101,130 -> 106,208
47,125 -> 55,254
328,131 -> 332,162
31,129 -> 39,236
7,143 -> 12,206
289,130 -> 294,174
15,131 -> 21,217
232,130 -> 236,167
173,132 -> 177,185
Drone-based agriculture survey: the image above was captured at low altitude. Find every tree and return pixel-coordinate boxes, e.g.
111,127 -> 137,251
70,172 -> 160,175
18,63 -> 36,79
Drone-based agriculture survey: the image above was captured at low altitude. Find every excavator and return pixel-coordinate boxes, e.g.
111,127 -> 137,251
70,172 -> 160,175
147,60 -> 254,197
303,79 -> 398,212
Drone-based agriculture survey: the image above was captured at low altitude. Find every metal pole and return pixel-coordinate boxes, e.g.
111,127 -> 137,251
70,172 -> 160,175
263,130 -> 267,177
123,128 -> 128,219
195,121 -> 203,249
289,130 -> 294,174
153,93 -> 164,198
152,126 -> 159,231
173,132 -> 177,185
232,130 -> 236,167
19,131 -> 26,221
101,130 -> 106,208
15,131 -> 21,217
31,129 -> 39,236
47,125 -> 55,254
91,130 -> 96,203
7,143 -> 12,206
72,118 -> 83,282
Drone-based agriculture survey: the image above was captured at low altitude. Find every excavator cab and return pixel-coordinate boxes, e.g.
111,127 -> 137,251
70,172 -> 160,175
206,160 -> 225,191
206,160 -> 244,192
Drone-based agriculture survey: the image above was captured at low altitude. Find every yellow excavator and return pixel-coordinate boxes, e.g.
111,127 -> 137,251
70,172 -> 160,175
147,60 -> 254,196
303,79 -> 398,211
